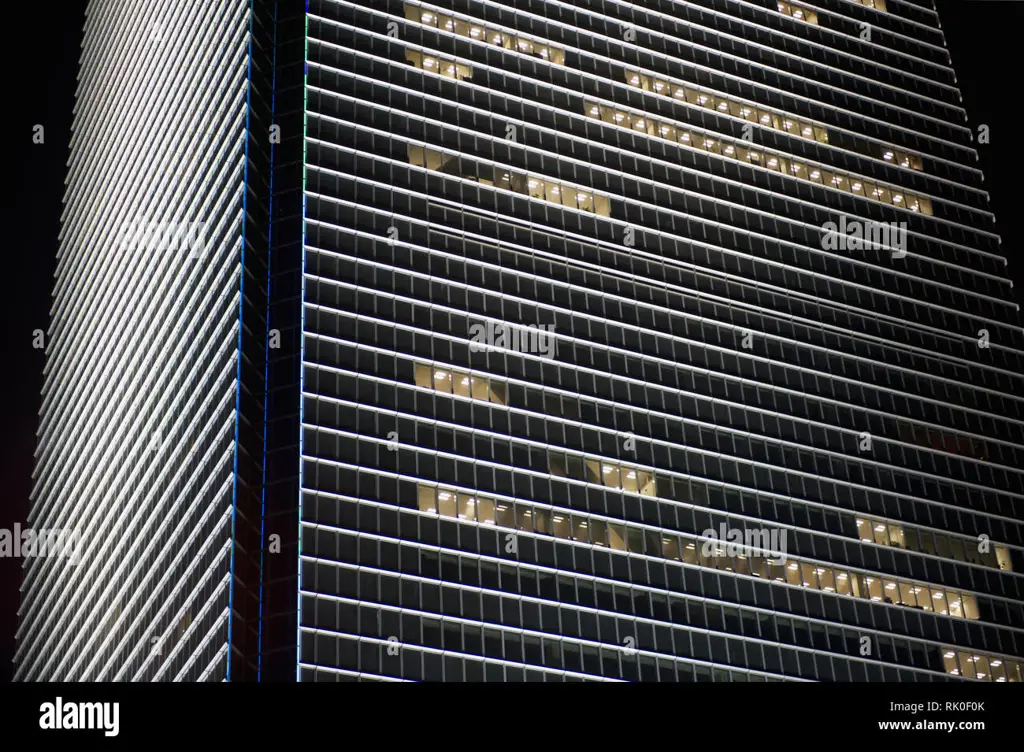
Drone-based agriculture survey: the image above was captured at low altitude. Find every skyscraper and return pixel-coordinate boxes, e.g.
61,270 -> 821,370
19,0 -> 1024,683
14,0 -> 281,681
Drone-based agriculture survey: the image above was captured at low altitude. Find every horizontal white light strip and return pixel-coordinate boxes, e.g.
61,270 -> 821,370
310,205 -> 1024,376
20,432 -> 235,680
838,0 -> 942,35
365,0 -> 965,142
307,68 -> 998,254
306,123 -> 1015,315
753,0 -> 948,58
305,588 -> 800,682
412,0 -> 958,103
301,504 -> 1016,648
307,23 -> 982,211
328,0 -> 976,161
316,512 -> 1021,664
304,271 -> 1024,438
298,665 -> 410,682
307,329 -> 1024,507
299,626 -> 627,682
305,184 -> 1021,348
303,323 -> 1024,536
303,445 -> 1023,619
308,204 -> 1024,407
304,392 -> 1024,571
761,0 -> 950,63
17,0 -> 248,681
871,0 -> 941,24
304,247 -> 1024,479
604,0 -> 957,97
307,396 -> 1022,570
172,606 -> 231,682
309,357 -> 1024,518
316,549 -> 1017,677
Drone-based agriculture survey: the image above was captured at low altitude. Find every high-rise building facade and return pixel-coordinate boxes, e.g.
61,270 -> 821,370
15,0 -> 280,681
19,0 -> 1024,683
295,0 -> 1024,682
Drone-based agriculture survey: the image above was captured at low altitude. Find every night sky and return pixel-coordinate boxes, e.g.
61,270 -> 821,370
1,0 -> 1021,683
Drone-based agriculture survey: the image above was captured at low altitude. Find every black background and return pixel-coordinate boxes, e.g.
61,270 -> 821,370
1,0 -> 1022,684
0,681 -> 1018,742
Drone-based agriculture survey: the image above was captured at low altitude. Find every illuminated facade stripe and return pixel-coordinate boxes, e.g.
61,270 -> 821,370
20,0 -> 1024,684
296,0 -> 1024,682
16,0 -> 277,682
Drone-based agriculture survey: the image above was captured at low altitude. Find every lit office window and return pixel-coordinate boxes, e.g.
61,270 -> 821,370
420,478 -> 982,621
777,1 -> 819,25
407,144 -> 453,171
942,647 -> 1023,682
407,4 -> 566,65
495,170 -> 610,215
585,101 -> 933,215
414,363 -> 507,405
880,146 -> 924,171
861,577 -> 979,619
856,516 -> 906,547
419,485 -> 600,545
624,73 -> 931,185
408,146 -> 610,216
405,49 -> 472,80
626,72 -> 830,145
858,514 -> 1014,574
859,0 -> 887,11
548,451 -> 658,497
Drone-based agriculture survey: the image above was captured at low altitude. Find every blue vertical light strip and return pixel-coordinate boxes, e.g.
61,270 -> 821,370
257,0 -> 279,683
296,0 -> 310,682
228,0 -> 258,682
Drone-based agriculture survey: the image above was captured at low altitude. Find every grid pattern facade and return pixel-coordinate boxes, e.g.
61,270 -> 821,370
16,0 -> 276,681
298,0 -> 1024,682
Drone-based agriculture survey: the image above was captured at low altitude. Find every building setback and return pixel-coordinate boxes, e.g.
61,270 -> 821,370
18,0 -> 1024,683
